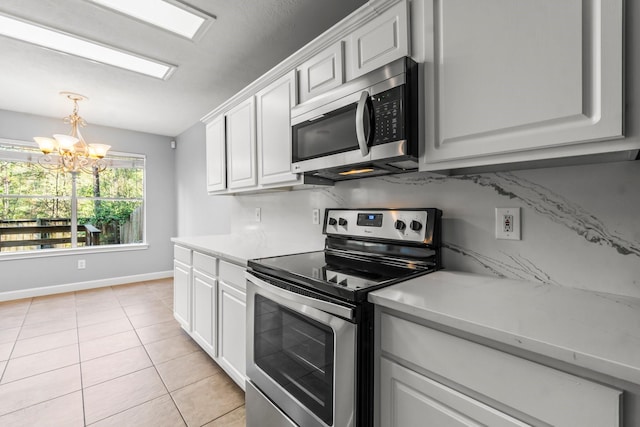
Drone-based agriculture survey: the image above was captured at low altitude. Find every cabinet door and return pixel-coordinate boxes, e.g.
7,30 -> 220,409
298,42 -> 344,103
226,97 -> 257,190
173,260 -> 191,331
205,115 -> 226,193
379,358 -> 530,427
217,281 -> 246,390
423,0 -> 623,167
192,270 -> 217,357
256,70 -> 301,186
347,0 -> 409,80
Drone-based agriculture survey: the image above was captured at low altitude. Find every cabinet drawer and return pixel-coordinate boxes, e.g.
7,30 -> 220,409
219,260 -> 246,290
193,251 -> 217,276
174,245 -> 192,264
380,313 -> 621,426
380,357 -> 529,427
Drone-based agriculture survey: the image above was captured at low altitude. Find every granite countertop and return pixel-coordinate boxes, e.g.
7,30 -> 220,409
171,231 -> 324,266
369,270 -> 640,386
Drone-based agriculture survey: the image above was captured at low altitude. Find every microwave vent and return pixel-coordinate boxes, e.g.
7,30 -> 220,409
387,159 -> 419,171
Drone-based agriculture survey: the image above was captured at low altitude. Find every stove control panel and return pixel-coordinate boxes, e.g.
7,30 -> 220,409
324,209 -> 437,244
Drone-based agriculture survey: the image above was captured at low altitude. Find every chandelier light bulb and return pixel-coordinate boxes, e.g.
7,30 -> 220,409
53,134 -> 80,152
33,137 -> 58,154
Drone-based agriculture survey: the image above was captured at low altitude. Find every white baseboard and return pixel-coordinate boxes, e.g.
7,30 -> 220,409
0,270 -> 174,302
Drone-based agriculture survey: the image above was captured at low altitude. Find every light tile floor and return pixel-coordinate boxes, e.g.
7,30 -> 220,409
0,279 -> 246,427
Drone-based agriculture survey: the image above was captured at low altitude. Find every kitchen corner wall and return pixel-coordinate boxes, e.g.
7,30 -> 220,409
175,121 -> 640,299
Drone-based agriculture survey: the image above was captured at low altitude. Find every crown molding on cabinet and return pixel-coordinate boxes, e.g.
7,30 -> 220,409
200,0 -> 403,123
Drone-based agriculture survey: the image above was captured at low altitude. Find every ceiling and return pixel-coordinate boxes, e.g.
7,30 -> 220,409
0,0 -> 367,137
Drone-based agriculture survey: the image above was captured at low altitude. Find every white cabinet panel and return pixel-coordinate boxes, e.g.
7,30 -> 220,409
173,259 -> 191,331
205,115 -> 226,193
218,280 -> 247,390
298,42 -> 344,103
348,0 -> 409,79
380,358 -> 529,427
423,0 -> 624,167
226,97 -> 257,190
380,312 -> 622,426
256,70 -> 301,186
192,271 -> 216,357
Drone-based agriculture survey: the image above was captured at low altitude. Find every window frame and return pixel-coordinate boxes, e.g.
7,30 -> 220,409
0,137 -> 148,259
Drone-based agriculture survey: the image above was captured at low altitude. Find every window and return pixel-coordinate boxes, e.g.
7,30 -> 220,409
0,139 -> 145,253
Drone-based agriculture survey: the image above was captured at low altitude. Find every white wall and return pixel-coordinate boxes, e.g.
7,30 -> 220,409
0,109 -> 176,294
174,123 -> 231,237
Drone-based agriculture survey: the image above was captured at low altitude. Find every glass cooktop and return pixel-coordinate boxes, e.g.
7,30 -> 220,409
248,249 -> 434,302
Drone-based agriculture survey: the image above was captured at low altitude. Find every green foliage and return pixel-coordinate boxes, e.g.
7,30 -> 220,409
79,201 -> 141,227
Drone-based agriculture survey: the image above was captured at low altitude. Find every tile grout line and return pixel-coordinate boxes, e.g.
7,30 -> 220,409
74,290 -> 88,427
1,297 -> 33,384
0,280 -> 213,426
80,281 -> 191,426
124,282 -> 191,427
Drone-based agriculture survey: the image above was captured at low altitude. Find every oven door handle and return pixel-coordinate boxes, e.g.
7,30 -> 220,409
246,272 -> 355,321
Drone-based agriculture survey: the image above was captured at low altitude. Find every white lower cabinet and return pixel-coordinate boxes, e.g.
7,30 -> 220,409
377,311 -> 622,427
217,281 -> 247,388
192,270 -> 217,357
173,246 -> 247,391
380,357 -> 528,427
173,246 -> 192,331
217,261 -> 247,389
173,261 -> 191,331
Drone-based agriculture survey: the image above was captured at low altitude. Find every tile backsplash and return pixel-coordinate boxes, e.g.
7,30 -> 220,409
228,160 -> 640,299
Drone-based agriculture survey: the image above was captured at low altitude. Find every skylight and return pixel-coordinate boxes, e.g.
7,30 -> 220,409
88,0 -> 214,40
0,13 -> 175,80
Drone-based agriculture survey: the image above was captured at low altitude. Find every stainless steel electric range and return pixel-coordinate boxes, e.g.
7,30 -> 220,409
246,208 -> 442,427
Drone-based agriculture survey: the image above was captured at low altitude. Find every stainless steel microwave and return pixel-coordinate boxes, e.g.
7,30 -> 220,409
291,57 -> 418,181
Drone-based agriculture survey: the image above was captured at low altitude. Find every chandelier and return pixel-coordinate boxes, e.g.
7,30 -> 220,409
34,92 -> 111,174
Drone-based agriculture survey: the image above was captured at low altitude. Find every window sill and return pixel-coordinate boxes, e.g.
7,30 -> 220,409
0,243 -> 149,261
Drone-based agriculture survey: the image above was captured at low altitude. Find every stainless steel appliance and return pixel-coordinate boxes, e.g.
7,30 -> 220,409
291,57 -> 418,181
246,208 -> 442,427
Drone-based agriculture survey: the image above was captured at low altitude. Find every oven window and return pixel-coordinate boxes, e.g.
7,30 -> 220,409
254,294 -> 334,425
292,103 -> 359,162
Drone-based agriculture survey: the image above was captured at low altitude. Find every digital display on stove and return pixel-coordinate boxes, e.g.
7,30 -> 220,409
357,213 -> 383,227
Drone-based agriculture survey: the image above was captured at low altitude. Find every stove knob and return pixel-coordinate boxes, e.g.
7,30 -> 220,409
394,220 -> 406,231
410,220 -> 423,231
338,218 -> 348,227
328,218 -> 337,226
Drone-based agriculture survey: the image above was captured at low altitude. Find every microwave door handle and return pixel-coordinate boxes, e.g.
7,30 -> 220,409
356,90 -> 371,156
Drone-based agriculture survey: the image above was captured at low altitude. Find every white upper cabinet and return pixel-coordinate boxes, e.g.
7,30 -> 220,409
226,97 -> 257,190
205,115 -> 226,193
421,0 -> 624,169
347,0 -> 410,80
256,70 -> 301,186
298,42 -> 345,104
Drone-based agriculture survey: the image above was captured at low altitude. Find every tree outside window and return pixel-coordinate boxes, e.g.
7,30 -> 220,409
0,140 -> 145,252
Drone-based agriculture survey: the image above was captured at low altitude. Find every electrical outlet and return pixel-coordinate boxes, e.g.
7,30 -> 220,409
312,209 -> 320,225
254,207 -> 261,222
77,259 -> 86,269
495,208 -> 521,240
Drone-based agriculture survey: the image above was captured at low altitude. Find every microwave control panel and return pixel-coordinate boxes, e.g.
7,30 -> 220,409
372,86 -> 404,145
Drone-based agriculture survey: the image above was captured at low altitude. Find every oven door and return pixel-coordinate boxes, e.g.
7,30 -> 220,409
246,272 -> 356,427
